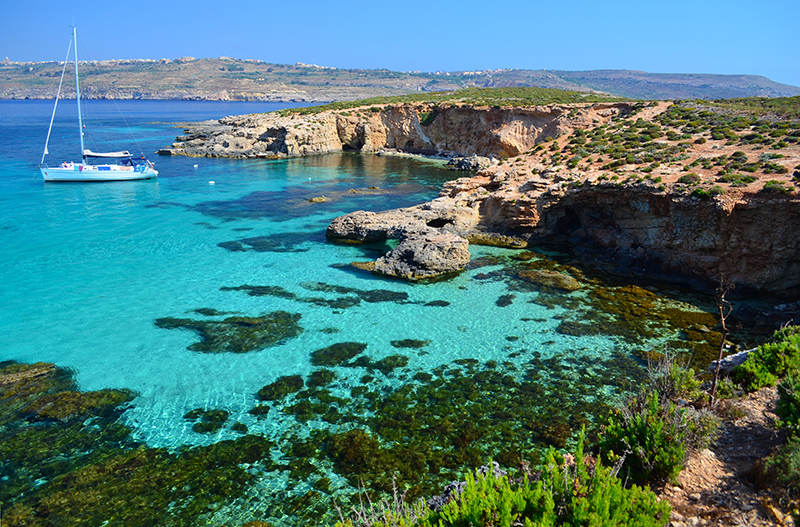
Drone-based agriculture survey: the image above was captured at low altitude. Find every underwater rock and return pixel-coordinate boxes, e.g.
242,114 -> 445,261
424,300 -> 450,307
373,231 -> 470,280
154,311 -> 303,353
496,294 -> 516,307
514,269 -> 582,291
391,339 -> 430,349
308,369 -> 338,387
257,375 -> 305,401
350,261 -> 376,272
310,342 -> 368,366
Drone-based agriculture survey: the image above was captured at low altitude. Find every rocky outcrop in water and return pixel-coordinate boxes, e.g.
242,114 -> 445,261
373,231 -> 470,280
330,170 -> 800,294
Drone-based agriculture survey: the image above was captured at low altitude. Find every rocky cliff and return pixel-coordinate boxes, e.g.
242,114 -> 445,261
164,95 -> 800,295
158,101 -> 634,159
322,100 -> 800,295
328,173 -> 800,295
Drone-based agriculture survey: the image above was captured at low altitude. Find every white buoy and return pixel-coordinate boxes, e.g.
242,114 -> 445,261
209,181 -> 215,185
193,164 -> 198,168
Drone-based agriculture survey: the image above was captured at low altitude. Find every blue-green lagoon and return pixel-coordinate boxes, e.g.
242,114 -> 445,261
0,100 -> 721,526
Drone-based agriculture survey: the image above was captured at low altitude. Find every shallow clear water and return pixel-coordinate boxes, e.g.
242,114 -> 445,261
0,100 -> 715,525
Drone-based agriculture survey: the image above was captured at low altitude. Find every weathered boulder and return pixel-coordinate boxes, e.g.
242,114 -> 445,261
373,231 -> 470,280
325,197 -> 480,243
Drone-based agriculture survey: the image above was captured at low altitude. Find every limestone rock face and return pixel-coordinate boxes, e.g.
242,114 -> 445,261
373,231 -> 470,280
160,102 -> 632,159
326,197 -> 480,243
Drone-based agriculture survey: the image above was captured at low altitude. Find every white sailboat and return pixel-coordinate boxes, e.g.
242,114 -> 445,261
39,27 -> 158,182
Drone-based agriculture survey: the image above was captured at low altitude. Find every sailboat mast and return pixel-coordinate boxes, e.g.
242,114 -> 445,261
73,27 -> 85,160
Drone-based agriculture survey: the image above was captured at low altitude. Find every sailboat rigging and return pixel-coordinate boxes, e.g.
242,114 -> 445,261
39,27 -> 158,182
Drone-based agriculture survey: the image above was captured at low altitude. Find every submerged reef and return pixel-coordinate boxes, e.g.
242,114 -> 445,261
310,342 -> 368,366
153,311 -> 303,353
183,407 -> 231,433
221,282 -> 411,310
0,361 -> 275,527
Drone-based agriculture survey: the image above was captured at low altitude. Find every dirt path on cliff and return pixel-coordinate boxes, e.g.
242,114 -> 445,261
657,388 -> 792,526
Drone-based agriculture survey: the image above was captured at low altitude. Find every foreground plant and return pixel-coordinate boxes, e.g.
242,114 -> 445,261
596,353 -> 719,486
734,325 -> 800,392
337,432 -> 670,527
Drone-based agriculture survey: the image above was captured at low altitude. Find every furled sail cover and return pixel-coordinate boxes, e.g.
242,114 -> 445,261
83,149 -> 133,158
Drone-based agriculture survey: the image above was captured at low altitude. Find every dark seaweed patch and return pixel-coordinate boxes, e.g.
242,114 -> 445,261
0,361 -> 275,527
308,369 -> 338,387
153,311 -> 303,353
257,375 -> 305,401
390,339 -> 430,349
183,408 -> 230,434
190,307 -> 233,317
310,342 -> 368,366
496,294 -> 516,307
217,231 -> 325,253
424,300 -> 450,307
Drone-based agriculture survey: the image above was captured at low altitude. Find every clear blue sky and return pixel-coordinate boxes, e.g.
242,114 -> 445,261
2,0 -> 798,87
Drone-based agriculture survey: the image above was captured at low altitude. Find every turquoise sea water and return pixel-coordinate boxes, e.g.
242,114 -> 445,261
0,100 -> 716,525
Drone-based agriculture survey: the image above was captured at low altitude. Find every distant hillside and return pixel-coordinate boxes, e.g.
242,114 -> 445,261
1,56 -> 798,102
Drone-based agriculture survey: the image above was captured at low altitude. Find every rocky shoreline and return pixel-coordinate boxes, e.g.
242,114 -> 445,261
161,98 -> 800,297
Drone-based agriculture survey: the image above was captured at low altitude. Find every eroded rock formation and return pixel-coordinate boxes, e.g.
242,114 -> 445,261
159,102 -> 633,159
329,169 -> 800,294
163,99 -> 800,292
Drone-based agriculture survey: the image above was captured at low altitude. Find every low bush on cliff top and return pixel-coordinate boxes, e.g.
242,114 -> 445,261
277,87 -> 630,116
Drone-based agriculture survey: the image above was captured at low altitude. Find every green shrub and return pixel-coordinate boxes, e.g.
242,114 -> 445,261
762,179 -> 791,194
338,431 -> 670,527
597,356 -> 718,486
764,436 -> 800,518
734,326 -> 800,391
677,173 -> 701,185
708,185 -> 725,196
777,371 -> 800,434
598,391 -> 687,485
716,173 -> 756,187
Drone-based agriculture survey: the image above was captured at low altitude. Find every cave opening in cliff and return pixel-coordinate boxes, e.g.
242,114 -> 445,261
554,207 -> 583,238
426,218 -> 453,228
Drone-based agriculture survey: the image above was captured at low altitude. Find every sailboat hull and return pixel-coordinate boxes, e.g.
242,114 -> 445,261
40,165 -> 158,182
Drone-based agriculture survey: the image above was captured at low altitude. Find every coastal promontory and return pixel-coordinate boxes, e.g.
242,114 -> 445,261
163,88 -> 800,295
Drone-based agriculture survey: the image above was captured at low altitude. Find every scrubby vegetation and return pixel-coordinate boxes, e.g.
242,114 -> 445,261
730,326 -> 800,521
277,87 -> 630,116
337,433 -> 670,527
597,355 -> 719,486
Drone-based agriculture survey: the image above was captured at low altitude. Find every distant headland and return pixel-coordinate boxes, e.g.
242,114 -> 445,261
1,55 -> 799,101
